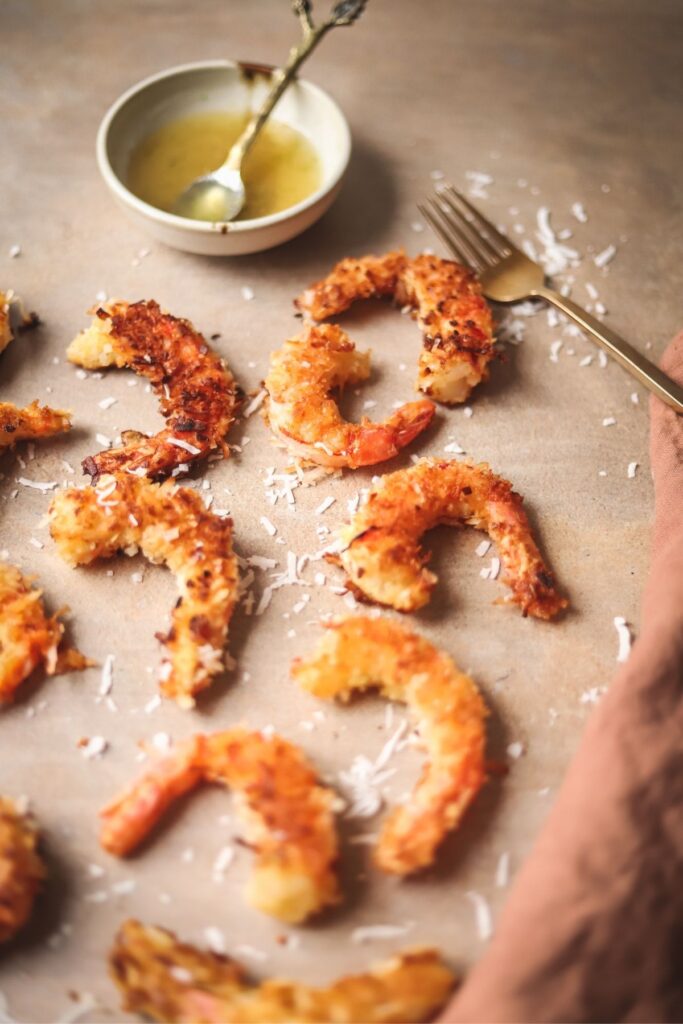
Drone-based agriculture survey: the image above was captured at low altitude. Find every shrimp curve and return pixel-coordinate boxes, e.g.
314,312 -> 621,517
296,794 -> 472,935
67,300 -> 242,479
292,616 -> 487,874
0,400 -> 71,449
100,729 -> 340,924
332,458 -> 567,618
0,797 -> 45,943
48,472 -> 238,707
110,919 -> 456,1024
264,323 -> 435,468
296,251 -> 495,404
109,921 -> 456,1024
0,560 -> 91,703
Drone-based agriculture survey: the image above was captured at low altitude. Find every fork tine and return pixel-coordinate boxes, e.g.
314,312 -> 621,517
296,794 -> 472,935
431,192 -> 498,267
420,199 -> 485,272
417,203 -> 473,268
439,185 -> 514,258
435,189 -> 500,264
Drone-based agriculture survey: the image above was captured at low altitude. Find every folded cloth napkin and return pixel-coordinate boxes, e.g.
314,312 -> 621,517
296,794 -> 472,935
442,332 -> 683,1024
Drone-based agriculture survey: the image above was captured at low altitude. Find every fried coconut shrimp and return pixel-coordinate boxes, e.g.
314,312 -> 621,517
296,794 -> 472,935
293,617 -> 487,874
67,300 -> 241,479
334,458 -> 567,618
111,919 -> 456,1024
0,400 -> 71,449
100,729 -> 340,923
296,251 -> 495,404
0,798 -> 45,943
264,323 -> 435,468
0,561 -> 91,703
48,473 -> 238,708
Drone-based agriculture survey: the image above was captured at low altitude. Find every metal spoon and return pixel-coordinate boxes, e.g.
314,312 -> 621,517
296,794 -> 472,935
174,0 -> 367,223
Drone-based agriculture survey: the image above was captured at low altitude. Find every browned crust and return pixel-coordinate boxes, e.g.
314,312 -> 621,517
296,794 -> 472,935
0,400 -> 71,448
99,729 -> 340,923
0,561 -> 91,703
295,251 -> 496,403
84,301 -> 242,479
337,459 -> 567,619
48,473 -> 238,707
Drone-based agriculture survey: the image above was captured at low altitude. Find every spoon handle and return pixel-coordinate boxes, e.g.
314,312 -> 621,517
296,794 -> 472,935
225,1 -> 367,172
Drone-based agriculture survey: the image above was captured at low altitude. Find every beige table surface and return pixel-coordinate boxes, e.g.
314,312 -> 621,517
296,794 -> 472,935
1,0 -> 682,1020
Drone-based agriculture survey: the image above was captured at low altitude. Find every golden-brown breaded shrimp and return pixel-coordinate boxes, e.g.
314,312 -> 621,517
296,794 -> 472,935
0,561 -> 91,703
110,919 -> 456,1024
100,729 -> 340,924
333,458 -> 567,618
296,251 -> 495,404
0,797 -> 45,943
265,323 -> 435,469
67,300 -> 242,479
0,400 -> 71,448
0,292 -> 11,354
292,616 -> 487,874
48,473 -> 238,708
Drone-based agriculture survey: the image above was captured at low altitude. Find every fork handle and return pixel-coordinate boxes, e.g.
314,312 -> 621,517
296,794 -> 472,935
535,286 -> 683,413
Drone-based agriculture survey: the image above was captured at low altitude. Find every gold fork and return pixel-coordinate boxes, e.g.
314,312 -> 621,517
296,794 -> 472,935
419,185 -> 683,413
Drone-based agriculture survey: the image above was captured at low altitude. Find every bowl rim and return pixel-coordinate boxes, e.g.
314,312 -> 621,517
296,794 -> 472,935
96,58 -> 351,235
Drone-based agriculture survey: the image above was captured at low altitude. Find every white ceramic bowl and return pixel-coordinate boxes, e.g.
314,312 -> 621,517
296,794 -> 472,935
96,60 -> 351,256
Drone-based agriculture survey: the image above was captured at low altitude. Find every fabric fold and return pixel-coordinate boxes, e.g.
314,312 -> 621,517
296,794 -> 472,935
442,332 -> 683,1024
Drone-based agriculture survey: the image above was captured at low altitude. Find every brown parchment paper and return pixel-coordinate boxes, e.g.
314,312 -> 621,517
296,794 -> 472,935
1,1 -> 681,1020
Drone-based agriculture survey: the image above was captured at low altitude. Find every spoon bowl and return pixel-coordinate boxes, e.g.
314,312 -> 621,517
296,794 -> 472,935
173,167 -> 246,222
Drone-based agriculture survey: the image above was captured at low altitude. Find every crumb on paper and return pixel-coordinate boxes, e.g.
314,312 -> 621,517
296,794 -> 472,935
614,616 -> 632,663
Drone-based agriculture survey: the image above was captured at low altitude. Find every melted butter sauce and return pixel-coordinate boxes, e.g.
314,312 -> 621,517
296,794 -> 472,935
127,111 -> 322,221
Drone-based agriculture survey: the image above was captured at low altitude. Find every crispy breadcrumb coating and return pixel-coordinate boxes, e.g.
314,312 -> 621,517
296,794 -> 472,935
110,919 -> 456,1023
67,300 -> 242,479
0,561 -> 91,703
48,473 -> 238,708
296,251 -> 495,404
100,729 -> 340,923
264,323 -> 434,468
293,616 -> 487,874
333,458 -> 567,618
0,400 -> 71,448
0,797 -> 45,943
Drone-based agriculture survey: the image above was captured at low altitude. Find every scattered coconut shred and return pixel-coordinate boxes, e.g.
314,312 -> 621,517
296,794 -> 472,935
614,616 -> 633,662
339,720 -> 411,819
465,890 -> 493,942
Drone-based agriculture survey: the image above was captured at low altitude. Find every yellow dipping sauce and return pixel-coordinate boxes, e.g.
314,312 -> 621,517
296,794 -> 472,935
126,111 -> 322,221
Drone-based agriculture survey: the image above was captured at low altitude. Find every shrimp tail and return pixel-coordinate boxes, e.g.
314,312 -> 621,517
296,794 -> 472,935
347,400 -> 435,468
99,739 -> 203,856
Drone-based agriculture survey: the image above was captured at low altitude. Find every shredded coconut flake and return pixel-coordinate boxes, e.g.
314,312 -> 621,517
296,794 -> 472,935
594,244 -> 616,268
315,495 -> 336,515
167,437 -> 201,455
243,389 -> 267,417
507,741 -> 524,760
614,616 -> 632,663
99,655 -> 114,696
351,922 -> 414,944
80,736 -> 108,759
17,477 -> 57,492
260,516 -> 277,537
466,891 -> 493,941
495,851 -> 510,888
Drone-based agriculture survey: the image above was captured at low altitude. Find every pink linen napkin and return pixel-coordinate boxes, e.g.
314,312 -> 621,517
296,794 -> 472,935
441,332 -> 683,1023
